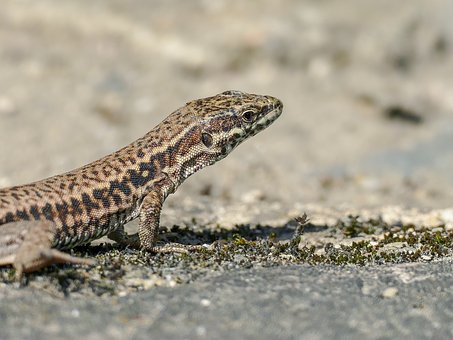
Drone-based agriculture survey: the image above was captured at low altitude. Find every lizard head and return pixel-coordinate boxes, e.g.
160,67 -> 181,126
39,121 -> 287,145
175,90 -> 283,180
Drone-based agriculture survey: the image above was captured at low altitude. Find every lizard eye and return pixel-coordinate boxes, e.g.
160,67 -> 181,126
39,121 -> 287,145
241,110 -> 256,123
201,132 -> 214,148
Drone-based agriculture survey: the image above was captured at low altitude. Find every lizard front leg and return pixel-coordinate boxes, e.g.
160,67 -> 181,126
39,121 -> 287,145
106,189 -> 164,249
106,176 -> 174,249
138,184 -> 206,253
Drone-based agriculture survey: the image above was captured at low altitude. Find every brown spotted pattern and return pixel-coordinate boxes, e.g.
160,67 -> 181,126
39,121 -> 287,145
0,91 -> 283,249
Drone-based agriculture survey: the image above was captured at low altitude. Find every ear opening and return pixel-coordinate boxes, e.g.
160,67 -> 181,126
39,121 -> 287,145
201,132 -> 214,148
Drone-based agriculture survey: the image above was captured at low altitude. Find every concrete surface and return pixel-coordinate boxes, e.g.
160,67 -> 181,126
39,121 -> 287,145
1,260 -> 452,339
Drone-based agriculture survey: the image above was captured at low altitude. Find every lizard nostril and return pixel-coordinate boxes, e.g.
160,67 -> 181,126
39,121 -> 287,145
264,96 -> 283,110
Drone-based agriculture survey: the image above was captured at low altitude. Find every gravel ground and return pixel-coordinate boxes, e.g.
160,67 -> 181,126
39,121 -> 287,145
0,0 -> 452,339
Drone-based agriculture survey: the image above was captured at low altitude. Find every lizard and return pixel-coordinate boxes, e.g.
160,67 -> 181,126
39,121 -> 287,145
0,90 -> 283,279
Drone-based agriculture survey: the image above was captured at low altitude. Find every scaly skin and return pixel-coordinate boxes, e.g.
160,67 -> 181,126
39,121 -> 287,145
0,90 -> 283,278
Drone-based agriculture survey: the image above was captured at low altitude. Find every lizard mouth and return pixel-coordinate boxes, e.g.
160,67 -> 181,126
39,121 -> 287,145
250,98 -> 283,136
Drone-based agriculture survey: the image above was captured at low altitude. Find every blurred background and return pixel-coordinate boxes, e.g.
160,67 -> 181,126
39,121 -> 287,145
0,0 -> 452,219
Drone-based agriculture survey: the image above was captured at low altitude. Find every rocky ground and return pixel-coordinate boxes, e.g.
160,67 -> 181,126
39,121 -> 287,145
0,1 -> 452,339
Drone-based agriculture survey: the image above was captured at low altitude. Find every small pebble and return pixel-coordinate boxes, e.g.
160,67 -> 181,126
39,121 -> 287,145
71,309 -> 80,318
382,287 -> 398,298
200,299 -> 211,307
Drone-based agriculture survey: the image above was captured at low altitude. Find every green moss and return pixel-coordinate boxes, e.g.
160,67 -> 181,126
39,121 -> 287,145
2,218 -> 452,293
336,215 -> 377,237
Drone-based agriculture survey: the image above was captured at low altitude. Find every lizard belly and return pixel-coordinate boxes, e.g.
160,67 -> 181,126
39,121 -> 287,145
53,197 -> 143,249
